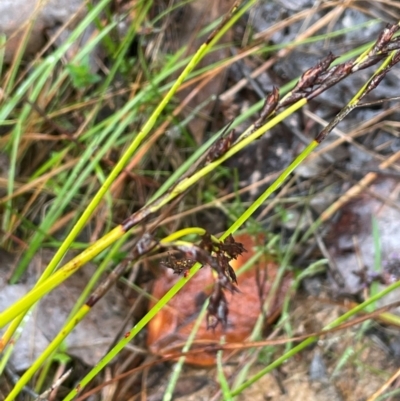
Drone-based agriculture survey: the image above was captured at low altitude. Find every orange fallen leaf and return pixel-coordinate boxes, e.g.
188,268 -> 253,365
147,233 -> 292,366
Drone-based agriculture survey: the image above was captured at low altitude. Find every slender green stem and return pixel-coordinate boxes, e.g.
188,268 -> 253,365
163,302 -> 209,401
217,337 -> 233,401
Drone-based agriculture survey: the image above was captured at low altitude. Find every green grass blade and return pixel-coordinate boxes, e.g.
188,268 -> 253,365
217,339 -> 234,401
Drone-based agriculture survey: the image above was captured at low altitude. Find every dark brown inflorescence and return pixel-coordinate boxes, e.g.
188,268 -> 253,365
160,253 -> 196,275
253,23 -> 400,137
206,129 -> 235,163
161,233 -> 247,329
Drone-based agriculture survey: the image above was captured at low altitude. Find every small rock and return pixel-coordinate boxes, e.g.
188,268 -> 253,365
0,0 -> 86,62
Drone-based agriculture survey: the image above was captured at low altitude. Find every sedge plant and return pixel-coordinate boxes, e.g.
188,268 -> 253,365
1,1 -> 400,400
